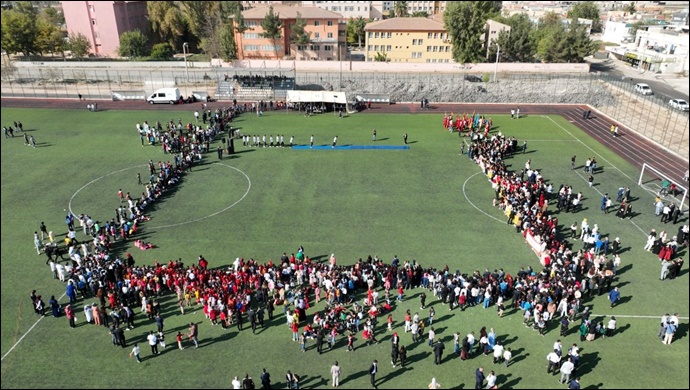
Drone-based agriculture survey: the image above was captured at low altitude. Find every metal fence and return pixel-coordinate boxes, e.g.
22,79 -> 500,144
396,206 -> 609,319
1,67 -> 687,159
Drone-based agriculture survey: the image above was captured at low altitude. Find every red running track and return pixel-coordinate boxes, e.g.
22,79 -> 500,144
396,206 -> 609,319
1,98 -> 687,187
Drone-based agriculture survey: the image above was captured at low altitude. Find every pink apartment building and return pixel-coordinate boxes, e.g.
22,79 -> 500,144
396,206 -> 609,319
61,1 -> 149,57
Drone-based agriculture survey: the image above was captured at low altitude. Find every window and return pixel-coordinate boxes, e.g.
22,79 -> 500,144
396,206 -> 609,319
427,46 -> 431,52
374,32 -> 379,38
261,45 -> 282,51
345,6 -> 354,11
314,21 -> 320,26
434,33 -> 438,39
433,46 -> 438,52
310,45 -> 320,51
314,32 -> 320,39
367,45 -> 372,51
368,32 -> 373,38
418,39 -> 423,45
243,33 -> 260,39
432,59 -> 437,63
445,46 -> 450,52
244,45 -> 259,51
91,18 -> 97,25
328,20 -> 333,26
89,5 -> 94,12
411,52 -> 422,58
374,45 -> 379,51
444,59 -> 450,63
412,39 -> 417,45
387,32 -> 392,38
426,59 -> 431,63
428,32 -> 433,39
324,45 -> 333,51
386,45 -> 391,51
327,32 -> 333,38
245,21 -> 258,27
332,6 -> 340,11
297,45 -> 307,51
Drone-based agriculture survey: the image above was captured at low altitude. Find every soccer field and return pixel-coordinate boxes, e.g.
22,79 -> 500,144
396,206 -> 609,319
1,107 -> 687,388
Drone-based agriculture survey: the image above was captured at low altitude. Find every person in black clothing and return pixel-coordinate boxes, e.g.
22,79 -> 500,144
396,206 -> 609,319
248,308 -> 257,334
257,306 -> 265,328
420,293 -> 427,310
242,374 -> 255,390
236,309 -> 243,331
399,346 -> 407,367
433,339 -> 445,365
316,329 -> 325,354
260,369 -> 271,390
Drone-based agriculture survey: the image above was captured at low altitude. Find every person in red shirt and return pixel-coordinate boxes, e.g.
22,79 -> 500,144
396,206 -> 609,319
176,332 -> 184,350
397,285 -> 404,301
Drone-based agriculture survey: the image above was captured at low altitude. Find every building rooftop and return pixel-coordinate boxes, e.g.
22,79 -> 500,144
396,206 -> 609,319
242,5 -> 343,20
365,17 -> 446,32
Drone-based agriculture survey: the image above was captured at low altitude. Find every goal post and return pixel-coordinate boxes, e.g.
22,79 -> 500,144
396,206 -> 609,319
638,163 -> 688,211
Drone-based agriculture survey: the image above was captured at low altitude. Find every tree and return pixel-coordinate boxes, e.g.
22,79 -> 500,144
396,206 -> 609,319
147,1 -> 185,49
394,1 -> 408,17
568,2 -> 601,33
444,1 -> 502,63
488,14 -> 537,62
290,12 -> 311,45
1,7 -> 39,57
150,42 -> 174,60
411,11 -> 429,18
374,51 -> 388,62
218,23 -> 237,61
623,2 -> 636,15
260,5 -> 283,58
118,29 -> 149,57
42,7 -> 65,27
67,31 -> 91,59
35,18 -> 65,56
233,3 -> 250,59
535,20 -> 596,63
629,21 -> 646,38
346,16 -> 368,48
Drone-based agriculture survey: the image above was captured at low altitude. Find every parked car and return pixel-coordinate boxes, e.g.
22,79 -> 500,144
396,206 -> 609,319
669,99 -> 689,111
634,83 -> 653,95
464,75 -> 483,82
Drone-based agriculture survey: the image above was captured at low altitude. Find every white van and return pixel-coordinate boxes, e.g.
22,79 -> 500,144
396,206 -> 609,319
634,83 -> 653,95
147,88 -> 181,104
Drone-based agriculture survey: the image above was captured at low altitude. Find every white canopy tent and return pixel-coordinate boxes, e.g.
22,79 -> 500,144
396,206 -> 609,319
286,90 -> 348,104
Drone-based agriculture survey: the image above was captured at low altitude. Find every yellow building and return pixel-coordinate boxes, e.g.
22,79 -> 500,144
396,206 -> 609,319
364,17 -> 453,63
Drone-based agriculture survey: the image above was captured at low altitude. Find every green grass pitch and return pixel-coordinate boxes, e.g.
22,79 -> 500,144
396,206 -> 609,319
1,107 -> 688,388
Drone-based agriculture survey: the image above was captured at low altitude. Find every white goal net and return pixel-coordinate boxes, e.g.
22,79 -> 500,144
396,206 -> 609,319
637,163 -> 688,211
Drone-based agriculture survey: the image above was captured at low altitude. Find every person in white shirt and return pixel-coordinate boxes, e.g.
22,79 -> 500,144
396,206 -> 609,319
546,349 -> 561,374
428,327 -> 436,347
485,370 -> 497,389
606,316 -> 616,338
659,314 -> 670,340
331,361 -> 341,387
467,332 -> 476,355
503,347 -> 512,367
332,136 -> 338,148
560,357 -> 575,384
129,343 -> 141,363
231,376 -> 241,389
492,341 -> 504,364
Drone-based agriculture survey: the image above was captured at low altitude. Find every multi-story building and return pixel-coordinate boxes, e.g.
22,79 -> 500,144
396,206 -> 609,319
302,1 -> 373,19
236,5 -> 346,60
364,17 -> 453,63
61,1 -> 148,57
602,20 -> 635,44
484,19 -> 511,56
628,25 -> 689,74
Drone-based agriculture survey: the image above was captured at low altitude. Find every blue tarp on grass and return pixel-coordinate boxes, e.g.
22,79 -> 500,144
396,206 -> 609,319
291,145 -> 409,150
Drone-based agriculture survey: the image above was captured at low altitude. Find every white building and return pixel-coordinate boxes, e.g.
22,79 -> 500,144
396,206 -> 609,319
610,25 -> 689,74
302,1 -> 374,19
602,21 -> 634,44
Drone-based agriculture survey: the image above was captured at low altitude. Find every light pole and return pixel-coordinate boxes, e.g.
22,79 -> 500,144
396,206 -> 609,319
494,44 -> 500,83
638,31 -> 646,73
182,42 -> 189,81
339,43 -> 343,89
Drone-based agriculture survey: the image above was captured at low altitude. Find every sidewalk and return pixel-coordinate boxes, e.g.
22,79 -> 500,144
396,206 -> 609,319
591,56 -> 689,96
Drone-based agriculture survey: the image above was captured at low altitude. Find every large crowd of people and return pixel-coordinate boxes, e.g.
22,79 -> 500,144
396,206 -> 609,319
24,106 -> 686,389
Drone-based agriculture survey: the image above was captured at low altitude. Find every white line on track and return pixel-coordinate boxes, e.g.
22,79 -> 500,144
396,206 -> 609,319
4,164 -> 252,362
541,115 -> 635,182
591,314 -> 689,320
462,171 -> 505,224
1,293 -> 66,362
